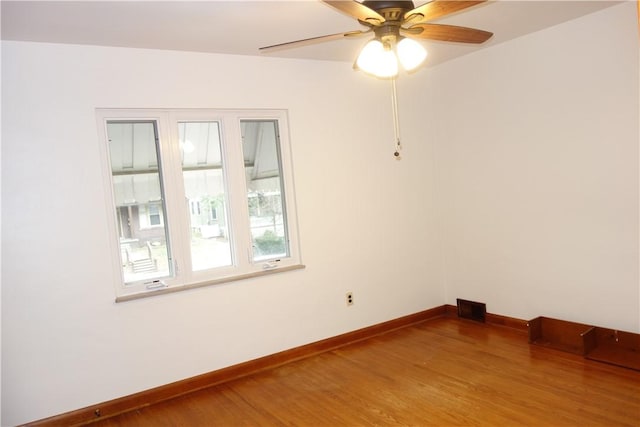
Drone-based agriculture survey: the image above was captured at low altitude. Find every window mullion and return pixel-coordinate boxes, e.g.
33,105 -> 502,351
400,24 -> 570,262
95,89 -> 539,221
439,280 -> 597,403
274,112 -> 301,262
222,113 -> 254,270
158,112 -> 193,285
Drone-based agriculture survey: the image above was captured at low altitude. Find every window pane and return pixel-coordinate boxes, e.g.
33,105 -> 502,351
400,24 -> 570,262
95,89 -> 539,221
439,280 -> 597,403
107,121 -> 172,284
241,120 -> 289,261
179,121 -> 232,271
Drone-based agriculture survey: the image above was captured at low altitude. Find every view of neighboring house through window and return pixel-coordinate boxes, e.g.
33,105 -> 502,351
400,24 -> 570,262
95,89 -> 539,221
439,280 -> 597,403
107,121 -> 172,284
98,109 -> 301,299
179,121 -> 232,271
241,120 -> 289,261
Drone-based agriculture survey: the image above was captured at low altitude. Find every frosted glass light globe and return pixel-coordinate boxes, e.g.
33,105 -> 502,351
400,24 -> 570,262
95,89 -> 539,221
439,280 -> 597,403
397,38 -> 427,72
356,40 -> 399,78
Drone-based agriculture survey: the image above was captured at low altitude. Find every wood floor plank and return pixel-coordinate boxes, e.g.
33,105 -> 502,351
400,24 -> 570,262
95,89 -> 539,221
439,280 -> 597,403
92,317 -> 640,426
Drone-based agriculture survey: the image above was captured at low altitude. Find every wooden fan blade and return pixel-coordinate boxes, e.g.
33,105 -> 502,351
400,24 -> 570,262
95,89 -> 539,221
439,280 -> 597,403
259,30 -> 369,52
322,0 -> 385,25
405,23 -> 492,43
404,1 -> 487,23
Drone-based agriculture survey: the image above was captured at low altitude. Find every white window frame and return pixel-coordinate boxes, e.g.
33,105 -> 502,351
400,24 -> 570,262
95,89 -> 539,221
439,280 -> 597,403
96,109 -> 303,301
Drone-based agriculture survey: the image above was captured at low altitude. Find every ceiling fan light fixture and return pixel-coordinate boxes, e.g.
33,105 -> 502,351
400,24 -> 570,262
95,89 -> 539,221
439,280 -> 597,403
356,39 -> 399,78
356,36 -> 427,78
396,37 -> 427,72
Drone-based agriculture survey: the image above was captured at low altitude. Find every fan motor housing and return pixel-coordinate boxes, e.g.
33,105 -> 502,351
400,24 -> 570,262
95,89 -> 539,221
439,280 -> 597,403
363,0 -> 415,18
363,0 -> 415,42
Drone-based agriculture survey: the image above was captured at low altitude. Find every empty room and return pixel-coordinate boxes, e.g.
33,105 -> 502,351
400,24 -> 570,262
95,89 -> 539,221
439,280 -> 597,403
1,1 -> 638,426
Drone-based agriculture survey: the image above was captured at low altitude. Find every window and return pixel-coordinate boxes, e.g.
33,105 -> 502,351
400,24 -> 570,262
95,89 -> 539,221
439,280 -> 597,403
140,203 -> 164,228
97,109 -> 302,300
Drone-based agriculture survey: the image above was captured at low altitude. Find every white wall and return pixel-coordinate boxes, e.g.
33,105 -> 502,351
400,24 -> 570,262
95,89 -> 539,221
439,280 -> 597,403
427,3 -> 638,332
0,42 -> 443,425
1,3 -> 638,425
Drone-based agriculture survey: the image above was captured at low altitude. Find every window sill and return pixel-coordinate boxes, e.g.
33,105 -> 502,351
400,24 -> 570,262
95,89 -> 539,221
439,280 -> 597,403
115,264 -> 306,303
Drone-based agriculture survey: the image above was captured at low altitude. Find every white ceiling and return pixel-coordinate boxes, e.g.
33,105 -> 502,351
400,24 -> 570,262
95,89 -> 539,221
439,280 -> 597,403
1,0 -> 622,67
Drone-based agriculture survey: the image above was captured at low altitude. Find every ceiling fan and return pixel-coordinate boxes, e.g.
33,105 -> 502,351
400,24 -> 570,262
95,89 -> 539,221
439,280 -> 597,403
260,0 -> 493,78
261,1 -> 493,158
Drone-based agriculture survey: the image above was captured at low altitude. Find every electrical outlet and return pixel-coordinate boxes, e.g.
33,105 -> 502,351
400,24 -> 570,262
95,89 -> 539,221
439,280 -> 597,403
346,292 -> 354,306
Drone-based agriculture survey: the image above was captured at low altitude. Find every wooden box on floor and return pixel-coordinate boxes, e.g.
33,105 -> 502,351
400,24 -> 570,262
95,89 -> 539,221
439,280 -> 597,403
582,327 -> 640,371
528,316 -> 592,355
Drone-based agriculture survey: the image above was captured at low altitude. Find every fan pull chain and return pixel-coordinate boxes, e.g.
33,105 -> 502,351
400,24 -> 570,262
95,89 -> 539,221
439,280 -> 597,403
391,78 -> 401,158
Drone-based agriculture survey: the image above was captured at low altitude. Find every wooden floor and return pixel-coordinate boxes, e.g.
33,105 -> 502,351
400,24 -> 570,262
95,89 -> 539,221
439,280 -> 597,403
93,317 -> 640,426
